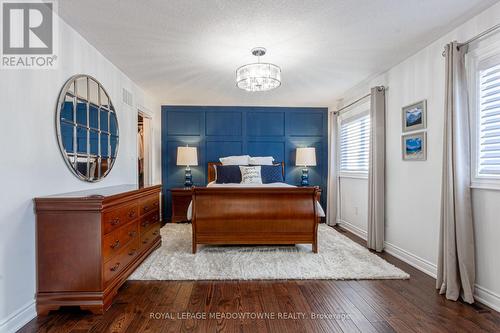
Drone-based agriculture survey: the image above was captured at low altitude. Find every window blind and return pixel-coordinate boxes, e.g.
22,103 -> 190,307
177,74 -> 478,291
478,62 -> 500,176
340,114 -> 370,173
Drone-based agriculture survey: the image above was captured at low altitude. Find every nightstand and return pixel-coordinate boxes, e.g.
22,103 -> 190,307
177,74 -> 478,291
170,188 -> 192,223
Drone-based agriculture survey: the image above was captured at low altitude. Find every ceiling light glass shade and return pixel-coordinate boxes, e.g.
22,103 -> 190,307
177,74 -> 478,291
236,63 -> 281,92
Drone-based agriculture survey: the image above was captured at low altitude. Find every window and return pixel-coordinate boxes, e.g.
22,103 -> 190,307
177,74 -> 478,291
477,61 -> 500,178
339,113 -> 370,175
470,48 -> 500,189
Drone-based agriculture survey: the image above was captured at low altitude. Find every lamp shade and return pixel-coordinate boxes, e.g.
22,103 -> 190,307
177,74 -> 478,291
296,147 -> 316,167
176,146 -> 198,166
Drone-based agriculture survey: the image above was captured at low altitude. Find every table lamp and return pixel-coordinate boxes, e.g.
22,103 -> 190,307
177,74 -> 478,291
295,147 -> 316,186
177,146 -> 198,187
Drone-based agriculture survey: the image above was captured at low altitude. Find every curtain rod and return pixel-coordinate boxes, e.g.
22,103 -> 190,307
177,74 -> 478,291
331,86 -> 385,115
442,23 -> 500,56
332,93 -> 371,115
459,23 -> 500,48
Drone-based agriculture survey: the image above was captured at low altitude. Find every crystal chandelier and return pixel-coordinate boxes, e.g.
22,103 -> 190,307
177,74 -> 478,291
236,47 -> 281,92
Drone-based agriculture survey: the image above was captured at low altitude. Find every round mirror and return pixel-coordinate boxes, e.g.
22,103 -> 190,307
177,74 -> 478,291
56,74 -> 119,182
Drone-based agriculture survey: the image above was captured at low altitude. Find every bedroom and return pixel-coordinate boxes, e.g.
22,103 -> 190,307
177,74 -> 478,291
1,0 -> 500,332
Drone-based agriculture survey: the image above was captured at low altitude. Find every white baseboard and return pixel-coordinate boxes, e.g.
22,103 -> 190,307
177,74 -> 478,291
337,219 -> 367,240
337,219 -> 500,313
474,284 -> 500,312
338,219 -> 438,278
0,300 -> 36,333
383,241 -> 437,278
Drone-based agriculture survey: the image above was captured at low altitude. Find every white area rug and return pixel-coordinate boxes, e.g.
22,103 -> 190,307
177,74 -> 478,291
129,224 -> 409,280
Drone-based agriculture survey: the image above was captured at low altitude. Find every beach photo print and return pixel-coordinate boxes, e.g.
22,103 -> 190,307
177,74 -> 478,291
402,132 -> 427,161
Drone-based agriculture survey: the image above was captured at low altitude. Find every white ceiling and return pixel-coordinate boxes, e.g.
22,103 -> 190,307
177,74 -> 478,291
59,0 -> 498,107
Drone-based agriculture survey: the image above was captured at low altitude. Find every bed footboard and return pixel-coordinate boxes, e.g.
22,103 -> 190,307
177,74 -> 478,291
191,187 -> 319,253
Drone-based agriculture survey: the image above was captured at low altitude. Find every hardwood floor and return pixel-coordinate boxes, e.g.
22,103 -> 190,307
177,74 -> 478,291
19,225 -> 500,333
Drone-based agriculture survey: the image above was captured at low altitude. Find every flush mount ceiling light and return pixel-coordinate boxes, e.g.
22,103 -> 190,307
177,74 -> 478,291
236,47 -> 281,92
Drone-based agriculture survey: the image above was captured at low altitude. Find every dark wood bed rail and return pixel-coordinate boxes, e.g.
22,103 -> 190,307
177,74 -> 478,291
191,187 -> 319,253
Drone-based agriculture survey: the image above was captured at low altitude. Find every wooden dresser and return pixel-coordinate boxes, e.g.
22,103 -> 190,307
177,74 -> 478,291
34,184 -> 161,315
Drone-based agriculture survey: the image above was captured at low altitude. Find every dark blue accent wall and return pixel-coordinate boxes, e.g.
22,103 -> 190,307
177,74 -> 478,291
161,105 -> 329,219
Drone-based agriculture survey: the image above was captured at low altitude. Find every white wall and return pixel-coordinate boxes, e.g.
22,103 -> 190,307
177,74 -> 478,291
338,177 -> 368,237
333,2 -> 500,311
0,16 -> 160,333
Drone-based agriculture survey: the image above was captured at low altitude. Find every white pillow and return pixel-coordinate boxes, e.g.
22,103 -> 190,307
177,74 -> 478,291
219,155 -> 250,165
239,166 -> 262,184
249,156 -> 274,165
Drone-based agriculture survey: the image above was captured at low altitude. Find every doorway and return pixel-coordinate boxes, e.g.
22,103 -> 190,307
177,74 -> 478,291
138,111 -> 152,187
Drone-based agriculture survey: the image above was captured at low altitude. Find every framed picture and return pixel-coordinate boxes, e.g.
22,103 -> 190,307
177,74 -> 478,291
402,132 -> 427,161
402,100 -> 426,132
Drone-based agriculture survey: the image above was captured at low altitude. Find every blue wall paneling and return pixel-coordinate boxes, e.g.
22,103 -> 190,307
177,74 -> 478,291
161,105 -> 329,219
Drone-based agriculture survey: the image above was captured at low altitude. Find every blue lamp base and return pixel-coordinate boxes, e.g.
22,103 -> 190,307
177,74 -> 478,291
184,167 -> 193,188
300,168 -> 309,186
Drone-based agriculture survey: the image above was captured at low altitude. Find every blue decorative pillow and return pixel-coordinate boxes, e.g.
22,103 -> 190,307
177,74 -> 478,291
261,165 -> 284,183
215,165 -> 242,184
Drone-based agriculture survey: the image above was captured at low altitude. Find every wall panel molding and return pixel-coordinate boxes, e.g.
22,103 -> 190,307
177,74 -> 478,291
161,105 -> 328,218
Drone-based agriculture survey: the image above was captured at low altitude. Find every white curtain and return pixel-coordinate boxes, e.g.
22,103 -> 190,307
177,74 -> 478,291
367,86 -> 386,252
326,111 -> 339,226
437,42 -> 475,304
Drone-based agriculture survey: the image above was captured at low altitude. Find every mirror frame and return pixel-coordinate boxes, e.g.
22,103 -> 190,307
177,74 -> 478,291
55,74 -> 120,182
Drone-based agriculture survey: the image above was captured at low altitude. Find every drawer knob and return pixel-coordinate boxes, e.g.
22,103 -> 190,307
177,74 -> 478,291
143,205 -> 150,212
128,249 -> 137,256
128,231 -> 137,238
128,210 -> 137,219
142,238 -> 149,244
141,221 -> 149,228
110,240 -> 120,249
111,218 -> 120,226
153,231 -> 159,236
110,263 -> 120,272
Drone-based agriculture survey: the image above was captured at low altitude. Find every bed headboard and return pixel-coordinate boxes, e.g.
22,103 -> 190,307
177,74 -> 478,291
207,162 -> 285,183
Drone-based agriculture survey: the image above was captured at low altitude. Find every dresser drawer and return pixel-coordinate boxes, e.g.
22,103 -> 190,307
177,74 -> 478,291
103,203 -> 139,235
104,238 -> 140,285
140,194 -> 159,216
139,210 -> 160,234
140,224 -> 160,250
103,221 -> 139,262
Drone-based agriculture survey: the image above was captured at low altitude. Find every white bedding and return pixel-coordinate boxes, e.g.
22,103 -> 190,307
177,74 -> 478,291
186,182 -> 325,220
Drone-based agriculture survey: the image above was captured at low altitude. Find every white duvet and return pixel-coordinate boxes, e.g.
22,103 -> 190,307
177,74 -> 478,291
186,182 -> 325,220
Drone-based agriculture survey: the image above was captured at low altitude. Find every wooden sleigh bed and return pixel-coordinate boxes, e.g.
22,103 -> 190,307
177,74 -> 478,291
190,162 -> 320,253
